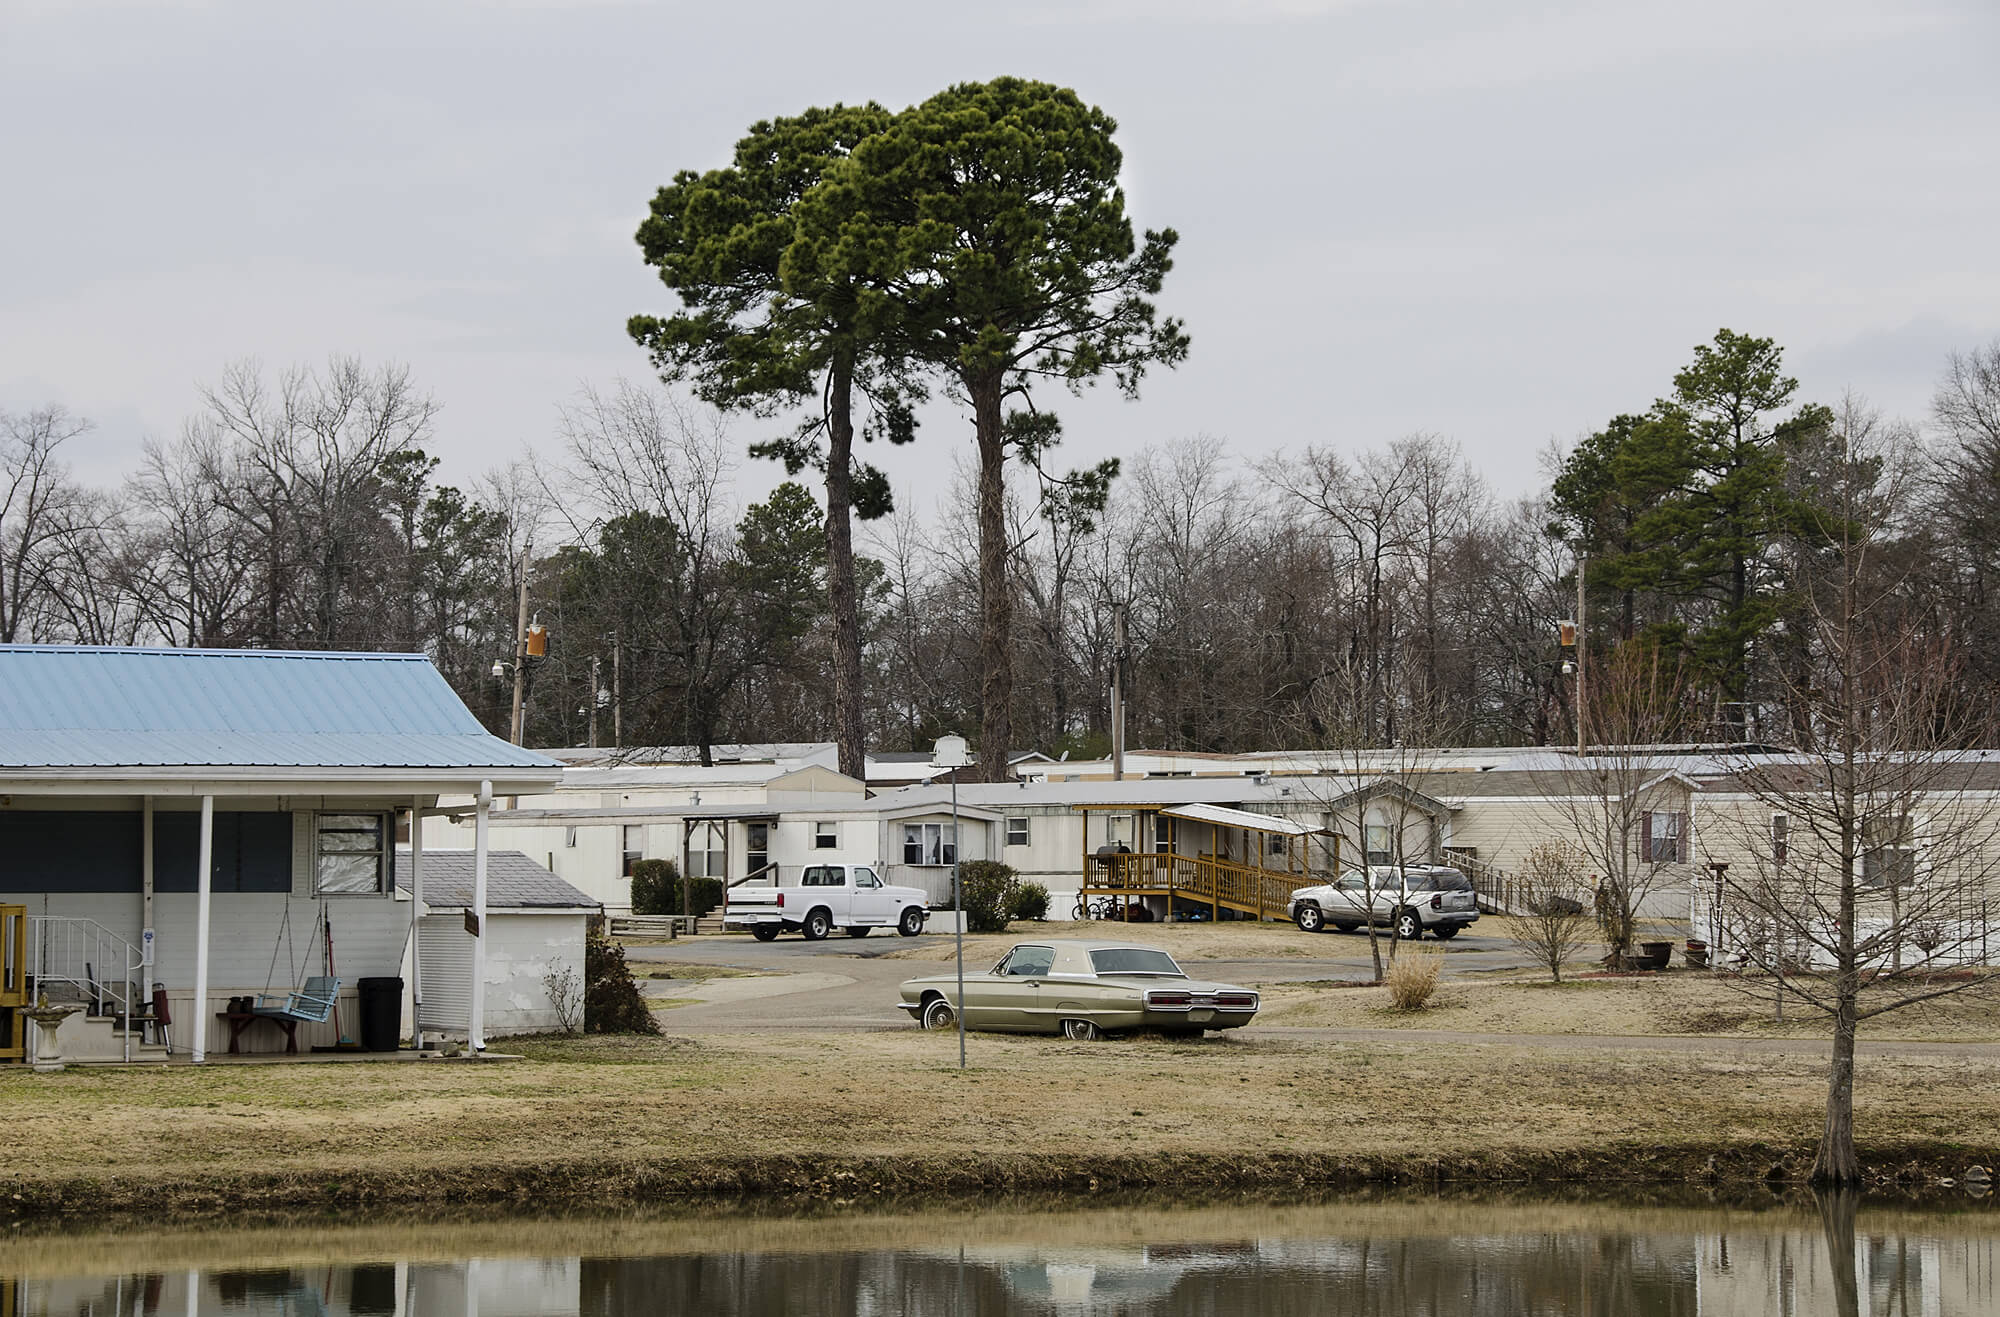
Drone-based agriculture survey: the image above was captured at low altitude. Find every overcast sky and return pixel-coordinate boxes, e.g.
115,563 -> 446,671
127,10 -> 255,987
5,0 -> 1996,514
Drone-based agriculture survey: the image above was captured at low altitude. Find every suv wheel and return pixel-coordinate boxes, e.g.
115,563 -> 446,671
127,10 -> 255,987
1394,908 -> 1424,941
1294,904 -> 1325,934
1431,925 -> 1460,941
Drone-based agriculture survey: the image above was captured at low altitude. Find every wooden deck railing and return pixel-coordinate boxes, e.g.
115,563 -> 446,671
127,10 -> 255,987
1081,853 -> 1305,920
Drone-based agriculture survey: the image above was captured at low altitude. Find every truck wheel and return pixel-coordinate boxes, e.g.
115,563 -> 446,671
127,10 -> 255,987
751,925 -> 780,942
921,996 -> 956,1030
1293,904 -> 1324,934
845,926 -> 871,939
802,909 -> 832,941
1394,909 -> 1424,941
897,907 -> 926,937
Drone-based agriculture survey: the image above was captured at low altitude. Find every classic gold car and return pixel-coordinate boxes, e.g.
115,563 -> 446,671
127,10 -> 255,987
897,940 -> 1260,1040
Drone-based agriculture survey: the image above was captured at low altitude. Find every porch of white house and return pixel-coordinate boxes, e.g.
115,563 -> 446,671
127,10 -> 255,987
1,787 -> 514,1066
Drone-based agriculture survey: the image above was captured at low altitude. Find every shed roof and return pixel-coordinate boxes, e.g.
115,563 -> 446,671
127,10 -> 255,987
396,849 -> 599,911
0,645 -> 560,774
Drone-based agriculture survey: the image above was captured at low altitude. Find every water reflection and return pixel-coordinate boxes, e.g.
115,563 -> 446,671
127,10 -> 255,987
6,1198 -> 1996,1316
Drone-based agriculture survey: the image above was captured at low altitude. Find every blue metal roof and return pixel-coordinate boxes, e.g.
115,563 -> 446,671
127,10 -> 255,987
0,645 -> 561,772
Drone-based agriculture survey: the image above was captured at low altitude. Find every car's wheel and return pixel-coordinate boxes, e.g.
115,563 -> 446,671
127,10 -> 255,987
1431,925 -> 1460,941
898,906 -> 926,937
1332,922 -> 1361,933
751,925 -> 780,942
921,996 -> 956,1030
845,925 -> 871,938
802,908 -> 832,941
1061,1018 -> 1102,1041
1394,908 -> 1424,941
1293,904 -> 1325,934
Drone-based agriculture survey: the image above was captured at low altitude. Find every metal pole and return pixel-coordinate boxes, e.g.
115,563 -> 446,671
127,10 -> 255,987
470,781 -> 491,1051
953,773 -> 964,1070
509,549 -> 530,745
612,632 -> 623,748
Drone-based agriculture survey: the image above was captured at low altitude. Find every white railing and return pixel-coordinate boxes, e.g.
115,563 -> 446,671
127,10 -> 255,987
30,916 -> 146,1063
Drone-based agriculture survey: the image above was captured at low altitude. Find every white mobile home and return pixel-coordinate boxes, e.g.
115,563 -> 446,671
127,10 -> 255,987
0,645 -> 562,1063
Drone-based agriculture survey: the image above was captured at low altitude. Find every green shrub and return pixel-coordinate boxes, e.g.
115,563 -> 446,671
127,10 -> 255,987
629,859 -> 722,917
585,923 -> 662,1035
1010,881 -> 1050,922
682,876 -> 724,918
628,859 -> 680,915
957,860 -> 1020,933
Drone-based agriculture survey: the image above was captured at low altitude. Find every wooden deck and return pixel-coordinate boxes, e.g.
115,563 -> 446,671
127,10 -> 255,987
1077,852 -> 1309,922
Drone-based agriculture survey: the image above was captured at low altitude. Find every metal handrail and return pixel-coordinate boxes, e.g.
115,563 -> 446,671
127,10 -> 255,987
30,916 -> 146,1062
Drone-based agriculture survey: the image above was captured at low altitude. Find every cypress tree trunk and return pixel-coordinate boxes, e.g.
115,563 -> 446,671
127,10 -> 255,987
1813,980 -> 1862,1185
823,348 -> 867,782
971,370 -> 1012,781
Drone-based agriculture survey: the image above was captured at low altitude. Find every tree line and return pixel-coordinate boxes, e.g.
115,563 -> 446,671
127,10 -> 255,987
5,331 -> 1998,764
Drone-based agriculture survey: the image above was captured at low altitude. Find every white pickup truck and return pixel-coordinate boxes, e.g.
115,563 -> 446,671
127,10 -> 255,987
723,863 -> 930,941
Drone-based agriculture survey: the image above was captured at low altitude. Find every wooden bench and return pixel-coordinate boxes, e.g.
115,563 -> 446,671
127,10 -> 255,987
217,1010 -> 302,1054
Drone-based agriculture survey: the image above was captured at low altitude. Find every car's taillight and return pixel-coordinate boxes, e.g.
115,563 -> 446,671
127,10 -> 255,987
1146,990 -> 1193,1009
1216,992 -> 1257,1009
1431,894 -> 1443,910
776,893 -> 784,908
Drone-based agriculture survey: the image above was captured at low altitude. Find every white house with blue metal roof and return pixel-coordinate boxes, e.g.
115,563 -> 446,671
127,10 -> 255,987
0,645 -> 563,1064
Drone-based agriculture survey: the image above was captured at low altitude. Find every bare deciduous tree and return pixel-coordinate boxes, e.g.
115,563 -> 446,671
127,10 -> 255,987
0,405 -> 93,643
1503,841 -> 1595,983
1706,411 -> 2000,1186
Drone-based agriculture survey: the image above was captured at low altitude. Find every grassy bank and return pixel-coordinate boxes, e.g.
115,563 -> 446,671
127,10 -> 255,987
7,1026 -> 2000,1219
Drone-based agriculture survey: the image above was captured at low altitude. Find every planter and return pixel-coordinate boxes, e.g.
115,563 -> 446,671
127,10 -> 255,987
1638,940 -> 1674,971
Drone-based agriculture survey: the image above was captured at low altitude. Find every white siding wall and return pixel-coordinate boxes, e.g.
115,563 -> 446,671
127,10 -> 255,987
416,912 -> 587,1036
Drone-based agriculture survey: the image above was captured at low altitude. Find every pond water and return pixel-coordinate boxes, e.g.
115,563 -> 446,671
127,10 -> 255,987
4,1195 -> 1996,1316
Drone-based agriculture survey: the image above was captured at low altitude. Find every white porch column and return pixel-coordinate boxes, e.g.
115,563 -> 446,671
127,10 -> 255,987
141,796 -> 156,992
469,780 -> 491,1051
191,794 -> 214,1064
410,795 -> 426,1050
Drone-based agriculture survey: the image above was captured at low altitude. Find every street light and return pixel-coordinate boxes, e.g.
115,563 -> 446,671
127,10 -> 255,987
932,734 -> 973,1070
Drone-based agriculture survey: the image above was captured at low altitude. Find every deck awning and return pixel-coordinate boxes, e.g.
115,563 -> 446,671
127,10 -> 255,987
1160,802 -> 1323,836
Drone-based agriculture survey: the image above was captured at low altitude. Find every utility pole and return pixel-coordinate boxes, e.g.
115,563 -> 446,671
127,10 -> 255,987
509,546 -> 531,746
612,632 -> 623,748
588,654 -> 602,750
1576,553 -> 1588,758
1110,601 -> 1128,781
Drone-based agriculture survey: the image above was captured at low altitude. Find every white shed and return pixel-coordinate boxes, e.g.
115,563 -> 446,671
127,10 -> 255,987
397,850 -> 599,1038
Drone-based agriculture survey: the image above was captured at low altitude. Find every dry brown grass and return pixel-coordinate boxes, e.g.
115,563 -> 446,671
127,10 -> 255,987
1259,969 -> 2000,1040
1385,948 -> 1445,1009
6,1019 -> 2000,1213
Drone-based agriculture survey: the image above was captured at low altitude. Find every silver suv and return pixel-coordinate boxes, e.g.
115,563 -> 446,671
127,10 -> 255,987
1287,865 -> 1481,940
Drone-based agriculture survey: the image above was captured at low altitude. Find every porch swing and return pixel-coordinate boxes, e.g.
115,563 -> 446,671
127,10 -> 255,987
255,902 -> 340,1024
220,903 -> 342,1054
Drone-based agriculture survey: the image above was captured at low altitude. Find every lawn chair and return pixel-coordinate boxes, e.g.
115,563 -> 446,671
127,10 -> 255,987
254,976 -> 340,1024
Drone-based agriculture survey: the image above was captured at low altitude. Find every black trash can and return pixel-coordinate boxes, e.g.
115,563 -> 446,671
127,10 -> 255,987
356,976 -> 404,1052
